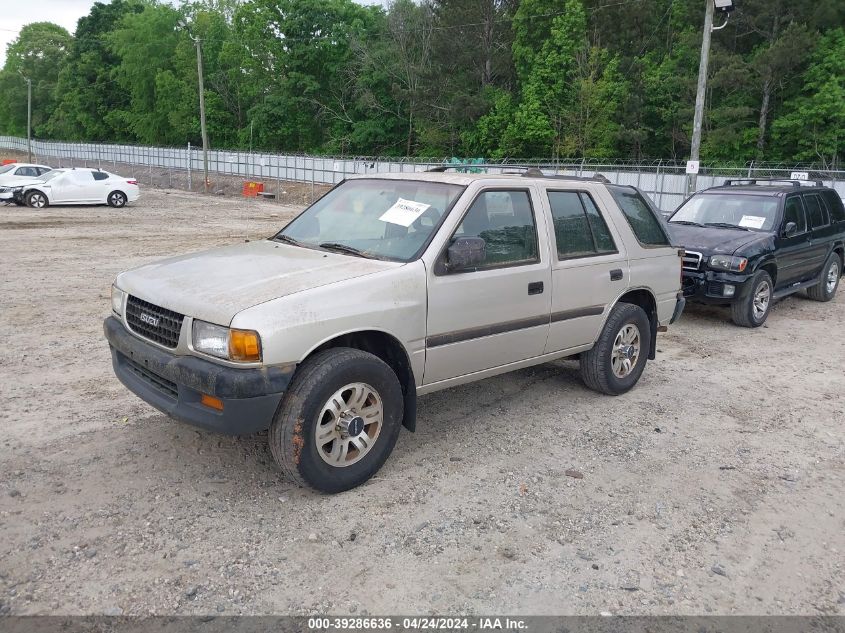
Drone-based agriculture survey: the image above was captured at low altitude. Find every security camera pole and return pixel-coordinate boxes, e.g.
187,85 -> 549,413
688,0 -> 733,193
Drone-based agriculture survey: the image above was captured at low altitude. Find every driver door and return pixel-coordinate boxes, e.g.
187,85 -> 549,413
424,188 -> 552,385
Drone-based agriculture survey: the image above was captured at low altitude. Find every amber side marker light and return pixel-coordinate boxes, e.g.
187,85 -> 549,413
201,394 -> 224,411
229,329 -> 261,362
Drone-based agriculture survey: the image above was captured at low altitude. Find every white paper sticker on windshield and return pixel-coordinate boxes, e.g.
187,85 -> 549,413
739,215 -> 766,229
378,198 -> 431,227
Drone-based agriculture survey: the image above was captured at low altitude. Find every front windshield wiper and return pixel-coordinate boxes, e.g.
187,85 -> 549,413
319,242 -> 373,259
704,222 -> 750,231
669,220 -> 705,227
272,234 -> 304,246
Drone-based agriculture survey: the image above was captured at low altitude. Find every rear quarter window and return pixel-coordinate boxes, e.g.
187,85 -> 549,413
608,186 -> 670,246
820,190 -> 845,223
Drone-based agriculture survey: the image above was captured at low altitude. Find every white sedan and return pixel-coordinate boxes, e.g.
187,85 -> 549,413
15,168 -> 140,209
0,162 -> 52,185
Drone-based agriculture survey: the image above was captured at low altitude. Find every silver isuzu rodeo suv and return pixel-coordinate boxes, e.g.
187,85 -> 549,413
105,169 -> 685,492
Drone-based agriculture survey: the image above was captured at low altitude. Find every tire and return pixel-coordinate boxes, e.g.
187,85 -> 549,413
807,253 -> 841,302
268,348 -> 403,493
107,191 -> 127,208
25,190 -> 49,209
579,302 -> 651,396
731,270 -> 773,327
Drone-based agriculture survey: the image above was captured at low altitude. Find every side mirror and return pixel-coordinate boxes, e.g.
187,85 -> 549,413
446,237 -> 486,271
782,221 -> 798,237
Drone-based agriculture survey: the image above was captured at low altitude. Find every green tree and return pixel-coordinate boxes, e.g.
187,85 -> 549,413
0,22 -> 72,136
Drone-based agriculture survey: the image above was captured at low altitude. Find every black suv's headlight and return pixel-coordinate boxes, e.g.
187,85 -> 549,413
709,255 -> 748,272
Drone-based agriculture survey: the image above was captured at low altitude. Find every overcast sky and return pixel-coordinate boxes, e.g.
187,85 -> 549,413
0,0 -> 387,66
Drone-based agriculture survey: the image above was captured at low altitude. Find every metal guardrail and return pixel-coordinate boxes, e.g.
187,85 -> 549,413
2,136 -> 842,210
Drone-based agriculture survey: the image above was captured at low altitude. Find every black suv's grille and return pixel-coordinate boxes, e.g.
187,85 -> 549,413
126,296 -> 184,349
123,354 -> 178,399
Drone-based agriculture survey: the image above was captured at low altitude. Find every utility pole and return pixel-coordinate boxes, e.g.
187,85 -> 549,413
22,76 -> 32,162
194,37 -> 210,194
688,0 -> 714,194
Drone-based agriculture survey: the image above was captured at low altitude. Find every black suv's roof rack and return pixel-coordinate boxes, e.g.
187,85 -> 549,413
425,164 -> 610,183
723,178 -> 824,187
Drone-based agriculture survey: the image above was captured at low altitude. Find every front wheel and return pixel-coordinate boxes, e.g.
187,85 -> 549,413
731,270 -> 772,327
579,302 -> 651,395
269,348 -> 403,493
107,191 -> 127,208
807,253 -> 841,302
25,191 -> 49,209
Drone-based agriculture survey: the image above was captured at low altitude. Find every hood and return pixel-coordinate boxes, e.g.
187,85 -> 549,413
116,240 -> 399,325
666,223 -> 770,256
0,177 -> 40,188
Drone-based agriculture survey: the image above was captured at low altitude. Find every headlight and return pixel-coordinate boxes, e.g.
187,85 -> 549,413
709,255 -> 748,272
0,187 -> 9,193
111,285 -> 125,316
12,186 -> 23,192
192,320 -> 261,362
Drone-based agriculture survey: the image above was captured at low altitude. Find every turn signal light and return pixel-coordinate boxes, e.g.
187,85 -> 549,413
229,329 -> 261,362
201,394 -> 224,411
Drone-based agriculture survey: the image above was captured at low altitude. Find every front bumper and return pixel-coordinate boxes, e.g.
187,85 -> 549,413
104,316 -> 294,435
681,269 -> 752,305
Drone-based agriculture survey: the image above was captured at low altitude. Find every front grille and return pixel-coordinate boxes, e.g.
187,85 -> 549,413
126,295 -> 184,349
682,251 -> 703,271
123,355 -> 178,399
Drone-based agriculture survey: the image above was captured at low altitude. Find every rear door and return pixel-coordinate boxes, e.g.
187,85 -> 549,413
543,188 -> 629,352
802,193 -> 834,278
424,187 -> 552,384
775,194 -> 813,287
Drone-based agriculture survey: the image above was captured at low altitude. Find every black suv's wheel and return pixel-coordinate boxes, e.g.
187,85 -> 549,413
269,348 -> 403,493
807,253 -> 841,302
731,270 -> 772,327
25,190 -> 49,209
107,191 -> 127,208
579,302 -> 651,395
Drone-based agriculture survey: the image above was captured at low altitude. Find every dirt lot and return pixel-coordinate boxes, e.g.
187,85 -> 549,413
0,189 -> 843,617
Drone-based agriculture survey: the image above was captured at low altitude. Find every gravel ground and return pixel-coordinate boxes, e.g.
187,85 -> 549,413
0,189 -> 843,616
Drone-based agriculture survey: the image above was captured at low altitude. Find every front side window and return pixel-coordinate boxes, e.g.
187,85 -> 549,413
16,167 -> 36,177
548,191 -> 616,259
670,193 -> 779,232
279,178 -> 465,262
451,190 -> 539,268
803,194 -> 829,229
782,196 -> 807,234
609,186 -> 670,245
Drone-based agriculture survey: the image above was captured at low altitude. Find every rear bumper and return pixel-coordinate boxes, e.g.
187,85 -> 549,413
669,292 -> 686,324
104,316 -> 294,435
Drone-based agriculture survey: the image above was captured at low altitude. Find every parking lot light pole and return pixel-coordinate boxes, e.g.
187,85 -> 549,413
21,75 -> 32,162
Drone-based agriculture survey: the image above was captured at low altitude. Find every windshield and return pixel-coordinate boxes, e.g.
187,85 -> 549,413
0,164 -> 15,175
670,194 -> 779,231
276,178 -> 465,262
40,170 -> 64,182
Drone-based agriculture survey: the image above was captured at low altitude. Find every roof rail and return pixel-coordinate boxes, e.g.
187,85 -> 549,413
723,178 -> 824,187
425,164 -> 611,183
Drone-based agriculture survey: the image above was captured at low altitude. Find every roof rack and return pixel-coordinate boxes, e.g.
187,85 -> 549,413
723,178 -> 824,187
425,164 -> 610,183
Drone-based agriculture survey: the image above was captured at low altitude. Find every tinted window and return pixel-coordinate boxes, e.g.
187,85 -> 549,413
820,190 -> 845,223
93,171 -> 109,181
548,191 -> 616,259
610,186 -> 670,246
782,196 -> 806,234
16,167 -> 36,177
804,194 -> 829,229
453,190 -> 538,268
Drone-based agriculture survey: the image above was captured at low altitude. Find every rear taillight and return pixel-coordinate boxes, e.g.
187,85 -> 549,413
126,180 -> 137,185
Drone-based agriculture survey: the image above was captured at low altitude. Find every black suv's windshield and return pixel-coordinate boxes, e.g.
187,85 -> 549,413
276,179 -> 465,262
670,193 -> 779,231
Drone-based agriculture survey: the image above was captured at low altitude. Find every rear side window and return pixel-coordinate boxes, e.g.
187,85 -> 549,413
548,191 -> 616,259
609,186 -> 670,246
93,171 -> 109,181
782,196 -> 807,233
820,190 -> 845,223
37,167 -> 51,176
803,194 -> 829,229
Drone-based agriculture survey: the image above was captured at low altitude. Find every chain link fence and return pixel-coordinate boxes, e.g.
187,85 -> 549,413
2,136 -> 843,210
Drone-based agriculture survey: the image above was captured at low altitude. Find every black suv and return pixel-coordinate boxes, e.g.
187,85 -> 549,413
667,179 -> 845,327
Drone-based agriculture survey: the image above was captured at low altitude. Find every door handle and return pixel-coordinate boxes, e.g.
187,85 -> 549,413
610,269 -> 624,281
528,281 -> 544,295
